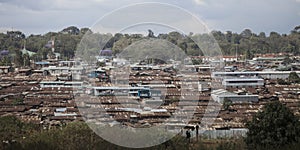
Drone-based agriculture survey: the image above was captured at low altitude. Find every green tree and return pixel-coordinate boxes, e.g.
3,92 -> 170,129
0,55 -> 11,66
244,49 -> 254,60
223,98 -> 233,111
60,26 -> 80,35
245,101 -> 300,149
192,58 -> 202,65
288,72 -> 300,84
283,56 -> 293,65
277,78 -> 289,85
0,116 -> 38,149
13,49 -> 24,67
22,53 -> 31,66
148,29 -> 155,38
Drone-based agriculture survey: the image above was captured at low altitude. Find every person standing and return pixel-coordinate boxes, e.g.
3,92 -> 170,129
195,124 -> 199,141
186,129 -> 191,143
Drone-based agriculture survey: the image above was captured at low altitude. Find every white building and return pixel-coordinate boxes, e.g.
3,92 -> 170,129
222,78 -> 264,88
39,81 -> 83,88
212,89 -> 259,103
213,71 -> 300,79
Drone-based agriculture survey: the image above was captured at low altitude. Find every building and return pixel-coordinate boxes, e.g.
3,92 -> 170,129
35,61 -> 51,69
59,61 -> 79,67
39,81 -> 83,88
93,86 -> 161,98
213,71 -> 300,79
42,66 -> 70,76
212,89 -> 259,103
223,56 -> 238,62
18,69 -> 32,76
42,66 -> 84,80
222,78 -> 264,88
0,66 -> 12,74
253,57 -> 285,62
198,81 -> 210,92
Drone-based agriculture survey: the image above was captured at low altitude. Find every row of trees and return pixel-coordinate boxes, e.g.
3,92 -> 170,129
1,26 -> 300,65
213,28 -> 300,57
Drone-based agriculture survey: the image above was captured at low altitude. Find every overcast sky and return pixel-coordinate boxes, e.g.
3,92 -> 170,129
0,0 -> 299,35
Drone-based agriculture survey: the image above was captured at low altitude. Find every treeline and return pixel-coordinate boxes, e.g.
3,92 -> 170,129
1,25 -> 300,65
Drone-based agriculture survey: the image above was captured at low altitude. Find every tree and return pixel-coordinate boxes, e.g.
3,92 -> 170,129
80,28 -> 92,35
245,101 -> 300,149
294,25 -> 300,32
240,29 -> 253,39
223,98 -> 232,111
192,58 -> 202,65
178,41 -> 187,53
0,55 -> 11,66
258,32 -> 266,38
22,53 -> 31,66
277,78 -> 289,85
61,26 -> 80,35
0,116 -> 38,149
244,48 -> 254,60
148,29 -> 155,38
288,72 -> 300,84
13,49 -> 24,67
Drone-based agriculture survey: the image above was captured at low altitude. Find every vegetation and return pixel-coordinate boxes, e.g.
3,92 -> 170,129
245,101 -> 300,149
215,139 -> 246,150
191,58 -> 202,65
0,55 -> 11,66
0,116 -> 248,150
288,72 -> 300,84
222,98 -> 233,111
0,116 -> 192,150
12,97 -> 24,106
277,78 -> 290,85
0,116 -> 39,149
1,25 -> 300,66
2,110 -> 299,150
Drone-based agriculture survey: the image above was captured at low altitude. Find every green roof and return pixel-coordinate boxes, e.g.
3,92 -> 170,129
21,48 -> 36,57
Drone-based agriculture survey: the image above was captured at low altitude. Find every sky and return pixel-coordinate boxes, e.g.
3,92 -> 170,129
0,0 -> 299,35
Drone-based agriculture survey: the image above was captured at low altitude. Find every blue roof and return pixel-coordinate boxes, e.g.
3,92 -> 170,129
35,61 -> 50,65
56,108 -> 67,112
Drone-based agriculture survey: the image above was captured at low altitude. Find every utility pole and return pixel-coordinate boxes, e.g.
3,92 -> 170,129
51,36 -> 55,53
235,44 -> 238,61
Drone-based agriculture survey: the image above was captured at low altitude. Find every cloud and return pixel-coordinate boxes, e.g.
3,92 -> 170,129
0,0 -> 108,11
92,3 -> 211,35
0,0 -> 299,35
194,0 -> 206,5
0,27 -> 12,33
50,0 -> 108,10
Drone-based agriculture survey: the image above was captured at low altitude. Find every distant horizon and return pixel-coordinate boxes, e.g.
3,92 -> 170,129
1,25 -> 298,37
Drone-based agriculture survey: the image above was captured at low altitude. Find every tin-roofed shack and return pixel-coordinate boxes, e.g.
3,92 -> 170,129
0,66 -> 12,74
18,69 -> 32,76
